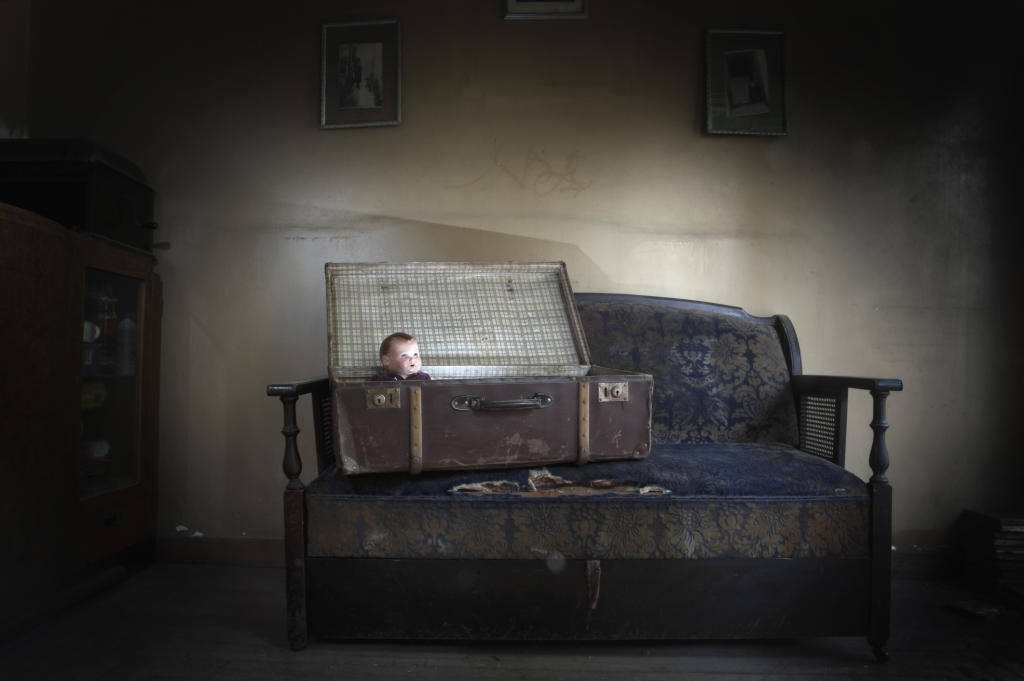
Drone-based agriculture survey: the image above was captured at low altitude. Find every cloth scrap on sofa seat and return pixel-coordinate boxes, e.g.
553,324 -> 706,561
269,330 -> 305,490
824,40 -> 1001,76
448,468 -> 671,497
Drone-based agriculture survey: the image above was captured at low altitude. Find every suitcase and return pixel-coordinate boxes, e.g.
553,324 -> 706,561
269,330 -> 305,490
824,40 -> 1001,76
326,262 -> 652,475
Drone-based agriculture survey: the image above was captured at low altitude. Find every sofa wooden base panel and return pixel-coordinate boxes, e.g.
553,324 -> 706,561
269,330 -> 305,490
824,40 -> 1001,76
305,557 -> 870,641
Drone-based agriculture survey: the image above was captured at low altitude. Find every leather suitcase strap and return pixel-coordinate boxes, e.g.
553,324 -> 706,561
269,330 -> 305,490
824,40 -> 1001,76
409,386 -> 423,474
577,382 -> 590,465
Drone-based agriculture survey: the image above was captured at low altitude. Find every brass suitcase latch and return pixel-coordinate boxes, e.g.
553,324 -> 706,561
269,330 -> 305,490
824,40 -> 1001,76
366,387 -> 401,409
598,382 -> 628,402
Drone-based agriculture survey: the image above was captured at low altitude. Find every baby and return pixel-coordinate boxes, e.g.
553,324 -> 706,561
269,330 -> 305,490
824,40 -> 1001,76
370,332 -> 431,381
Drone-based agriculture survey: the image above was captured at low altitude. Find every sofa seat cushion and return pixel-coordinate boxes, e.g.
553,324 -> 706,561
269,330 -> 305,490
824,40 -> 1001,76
310,443 -> 862,498
305,443 -> 869,561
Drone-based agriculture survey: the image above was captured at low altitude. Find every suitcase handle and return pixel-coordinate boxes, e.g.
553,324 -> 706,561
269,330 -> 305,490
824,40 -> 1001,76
450,393 -> 553,412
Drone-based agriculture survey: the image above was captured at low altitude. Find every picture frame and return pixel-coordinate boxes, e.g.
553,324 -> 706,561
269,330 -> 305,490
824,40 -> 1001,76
503,0 -> 587,20
321,20 -> 401,129
705,29 -> 786,136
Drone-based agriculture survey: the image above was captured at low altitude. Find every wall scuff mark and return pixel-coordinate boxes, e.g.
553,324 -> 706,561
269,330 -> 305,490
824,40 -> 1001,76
448,141 -> 593,197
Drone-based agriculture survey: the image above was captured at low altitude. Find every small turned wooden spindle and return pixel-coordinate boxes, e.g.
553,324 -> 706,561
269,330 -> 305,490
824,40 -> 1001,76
868,389 -> 890,484
280,394 -> 304,490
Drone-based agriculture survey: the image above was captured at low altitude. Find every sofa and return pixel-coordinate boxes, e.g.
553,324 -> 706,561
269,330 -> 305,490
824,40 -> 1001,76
267,292 -> 902,660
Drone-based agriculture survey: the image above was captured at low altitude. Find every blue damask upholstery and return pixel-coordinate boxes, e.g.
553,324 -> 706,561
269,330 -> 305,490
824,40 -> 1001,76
576,296 -> 799,445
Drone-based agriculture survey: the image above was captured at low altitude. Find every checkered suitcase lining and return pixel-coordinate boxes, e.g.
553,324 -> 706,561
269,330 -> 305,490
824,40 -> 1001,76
326,262 -> 590,380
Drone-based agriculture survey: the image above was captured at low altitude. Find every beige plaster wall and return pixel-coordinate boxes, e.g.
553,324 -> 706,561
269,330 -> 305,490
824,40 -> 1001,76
14,0 -> 1023,548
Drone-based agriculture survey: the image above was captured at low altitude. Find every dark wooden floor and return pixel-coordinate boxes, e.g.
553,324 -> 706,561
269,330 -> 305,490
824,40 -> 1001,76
1,562 -> 1022,680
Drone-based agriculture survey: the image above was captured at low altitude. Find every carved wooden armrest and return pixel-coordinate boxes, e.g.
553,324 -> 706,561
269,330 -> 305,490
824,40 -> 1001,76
792,375 -> 903,482
792,375 -> 902,394
267,376 -> 330,398
267,376 -> 330,489
267,377 -> 329,651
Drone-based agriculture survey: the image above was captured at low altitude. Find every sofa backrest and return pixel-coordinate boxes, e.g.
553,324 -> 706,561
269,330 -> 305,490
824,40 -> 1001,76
576,293 -> 799,446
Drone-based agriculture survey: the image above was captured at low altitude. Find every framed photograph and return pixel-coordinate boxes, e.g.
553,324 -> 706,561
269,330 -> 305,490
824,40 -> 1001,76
705,29 -> 786,136
504,0 -> 587,20
321,20 -> 401,129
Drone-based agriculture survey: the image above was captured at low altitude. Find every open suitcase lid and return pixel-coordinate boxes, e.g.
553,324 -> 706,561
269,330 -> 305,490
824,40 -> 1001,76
325,262 -> 592,381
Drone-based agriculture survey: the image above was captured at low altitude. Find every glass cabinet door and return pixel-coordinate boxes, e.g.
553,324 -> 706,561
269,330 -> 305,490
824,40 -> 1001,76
79,267 -> 142,499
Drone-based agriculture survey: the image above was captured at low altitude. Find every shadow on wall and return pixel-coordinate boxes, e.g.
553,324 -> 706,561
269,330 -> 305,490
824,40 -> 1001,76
274,210 -> 609,290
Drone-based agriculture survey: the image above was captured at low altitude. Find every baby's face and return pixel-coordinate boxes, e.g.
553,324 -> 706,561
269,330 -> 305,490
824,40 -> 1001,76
382,339 -> 422,378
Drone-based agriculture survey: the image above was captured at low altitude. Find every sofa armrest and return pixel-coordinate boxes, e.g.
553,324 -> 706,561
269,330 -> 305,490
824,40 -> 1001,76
792,375 -> 902,394
267,376 -> 332,487
792,375 -> 902,482
267,376 -> 330,397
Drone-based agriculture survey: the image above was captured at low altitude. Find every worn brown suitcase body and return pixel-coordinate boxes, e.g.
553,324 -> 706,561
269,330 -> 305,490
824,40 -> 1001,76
326,262 -> 652,475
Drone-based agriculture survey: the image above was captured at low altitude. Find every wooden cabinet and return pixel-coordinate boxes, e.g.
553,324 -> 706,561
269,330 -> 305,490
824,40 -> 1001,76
0,202 -> 161,638
73,234 -> 161,563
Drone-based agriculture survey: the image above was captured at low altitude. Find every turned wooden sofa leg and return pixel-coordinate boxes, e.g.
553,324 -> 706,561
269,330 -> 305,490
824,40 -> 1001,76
284,485 -> 308,650
279,393 -> 308,650
868,478 -> 893,663
868,388 -> 893,663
